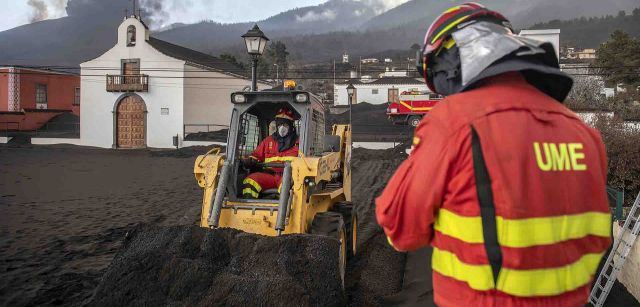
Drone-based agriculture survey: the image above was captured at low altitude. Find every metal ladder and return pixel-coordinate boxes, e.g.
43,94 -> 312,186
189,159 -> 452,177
589,191 -> 640,307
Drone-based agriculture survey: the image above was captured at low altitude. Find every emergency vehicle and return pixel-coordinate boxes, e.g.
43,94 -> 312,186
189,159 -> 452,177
386,90 -> 443,126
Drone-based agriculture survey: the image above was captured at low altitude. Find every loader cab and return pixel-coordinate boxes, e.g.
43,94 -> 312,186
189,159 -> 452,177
225,88 -> 326,200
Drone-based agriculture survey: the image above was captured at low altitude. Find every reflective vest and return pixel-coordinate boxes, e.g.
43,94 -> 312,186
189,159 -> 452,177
250,135 -> 299,172
375,73 -> 611,306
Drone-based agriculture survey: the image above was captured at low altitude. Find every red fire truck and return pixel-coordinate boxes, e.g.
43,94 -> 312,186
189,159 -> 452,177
386,90 -> 444,127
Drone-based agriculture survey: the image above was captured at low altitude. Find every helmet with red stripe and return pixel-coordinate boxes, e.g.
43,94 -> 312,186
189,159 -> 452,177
274,107 -> 298,127
275,107 -> 297,121
417,3 -> 512,93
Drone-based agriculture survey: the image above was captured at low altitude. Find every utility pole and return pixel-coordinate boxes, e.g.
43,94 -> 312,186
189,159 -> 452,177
407,58 -> 410,75
333,59 -> 336,104
273,63 -> 279,83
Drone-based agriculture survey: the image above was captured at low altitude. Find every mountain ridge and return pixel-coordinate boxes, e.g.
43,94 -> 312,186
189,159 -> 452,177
1,0 -> 639,67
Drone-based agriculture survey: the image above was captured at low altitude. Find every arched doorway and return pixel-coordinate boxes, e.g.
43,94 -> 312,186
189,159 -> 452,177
116,95 -> 146,148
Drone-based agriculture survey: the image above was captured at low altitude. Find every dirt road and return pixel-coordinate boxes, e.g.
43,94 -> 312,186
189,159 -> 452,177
0,145 -> 204,306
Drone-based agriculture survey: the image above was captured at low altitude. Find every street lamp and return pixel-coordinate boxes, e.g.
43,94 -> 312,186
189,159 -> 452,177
242,24 -> 269,91
346,83 -> 355,127
273,63 -> 279,83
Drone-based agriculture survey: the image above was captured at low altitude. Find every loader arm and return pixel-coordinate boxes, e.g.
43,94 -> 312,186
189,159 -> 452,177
193,150 -> 225,228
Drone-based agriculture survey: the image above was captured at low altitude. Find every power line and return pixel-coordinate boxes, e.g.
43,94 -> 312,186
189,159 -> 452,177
5,64 -> 640,71
1,64 -> 638,81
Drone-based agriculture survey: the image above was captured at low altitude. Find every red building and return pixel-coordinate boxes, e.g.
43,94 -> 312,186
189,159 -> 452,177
0,67 -> 80,131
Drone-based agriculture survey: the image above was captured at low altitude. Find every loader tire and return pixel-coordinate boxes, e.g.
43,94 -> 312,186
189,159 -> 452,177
331,202 -> 357,256
311,212 -> 347,289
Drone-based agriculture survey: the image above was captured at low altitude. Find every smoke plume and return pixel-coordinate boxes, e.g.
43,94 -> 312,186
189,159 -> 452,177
27,0 -> 69,23
28,0 -> 48,22
355,0 -> 409,15
296,9 -> 337,23
140,0 -> 170,27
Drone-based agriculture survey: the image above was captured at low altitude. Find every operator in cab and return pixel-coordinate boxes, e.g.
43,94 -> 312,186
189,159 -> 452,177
241,107 -> 299,198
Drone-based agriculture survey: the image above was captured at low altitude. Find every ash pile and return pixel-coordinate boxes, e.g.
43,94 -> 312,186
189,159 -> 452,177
88,226 -> 345,306
87,147 -> 412,307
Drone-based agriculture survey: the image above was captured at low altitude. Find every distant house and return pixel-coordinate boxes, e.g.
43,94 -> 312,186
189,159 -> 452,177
0,66 -> 79,131
334,76 -> 427,106
361,58 -> 379,64
519,29 -> 560,60
80,15 -> 252,149
573,108 -> 614,126
379,68 -> 406,78
576,49 -> 597,60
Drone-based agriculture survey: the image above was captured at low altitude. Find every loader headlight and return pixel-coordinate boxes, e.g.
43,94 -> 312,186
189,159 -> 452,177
295,93 -> 309,103
232,94 -> 246,103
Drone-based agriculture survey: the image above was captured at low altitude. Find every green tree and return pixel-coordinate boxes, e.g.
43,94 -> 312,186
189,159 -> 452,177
219,53 -> 245,70
255,41 -> 289,80
265,41 -> 289,78
594,30 -> 640,87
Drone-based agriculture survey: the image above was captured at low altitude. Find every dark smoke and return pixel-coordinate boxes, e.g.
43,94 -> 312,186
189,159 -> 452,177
140,0 -> 169,28
28,0 -> 49,22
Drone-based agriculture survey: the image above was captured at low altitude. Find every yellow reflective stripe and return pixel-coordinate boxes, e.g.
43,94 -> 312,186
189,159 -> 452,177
431,15 -> 471,44
443,6 -> 462,14
264,156 -> 295,163
399,100 -> 433,111
499,252 -> 604,296
412,137 -> 420,145
242,188 -> 259,198
434,209 -> 611,248
432,247 -> 605,296
243,178 -> 262,192
432,248 -> 494,290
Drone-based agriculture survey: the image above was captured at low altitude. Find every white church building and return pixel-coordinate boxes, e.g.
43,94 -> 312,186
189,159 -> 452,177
80,15 -> 253,148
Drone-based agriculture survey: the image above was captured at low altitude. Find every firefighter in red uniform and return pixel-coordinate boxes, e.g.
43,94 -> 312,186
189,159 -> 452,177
375,3 -> 612,306
241,108 -> 299,198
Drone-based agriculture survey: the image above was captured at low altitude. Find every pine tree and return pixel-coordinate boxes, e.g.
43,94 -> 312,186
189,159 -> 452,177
595,30 -> 640,87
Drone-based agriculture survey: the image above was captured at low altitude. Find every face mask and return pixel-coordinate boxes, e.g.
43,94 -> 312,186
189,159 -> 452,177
278,125 -> 289,137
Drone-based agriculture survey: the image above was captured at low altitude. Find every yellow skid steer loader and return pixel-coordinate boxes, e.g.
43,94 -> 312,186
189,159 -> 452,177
194,85 -> 356,284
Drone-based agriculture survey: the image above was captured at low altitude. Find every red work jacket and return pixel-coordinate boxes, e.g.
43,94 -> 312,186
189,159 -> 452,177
250,135 -> 299,172
375,73 -> 611,306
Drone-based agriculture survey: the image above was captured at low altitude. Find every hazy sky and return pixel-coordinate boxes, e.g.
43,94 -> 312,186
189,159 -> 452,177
0,0 -> 333,32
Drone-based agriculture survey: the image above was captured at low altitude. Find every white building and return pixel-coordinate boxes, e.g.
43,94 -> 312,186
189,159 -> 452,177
342,52 -> 349,63
334,76 -> 427,106
576,49 -> 597,60
80,15 -> 253,149
361,58 -> 379,64
519,29 -> 560,60
379,68 -> 407,78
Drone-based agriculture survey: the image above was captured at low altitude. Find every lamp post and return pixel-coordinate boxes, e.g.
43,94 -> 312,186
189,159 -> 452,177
273,63 -> 279,84
346,83 -> 355,128
242,24 -> 269,91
